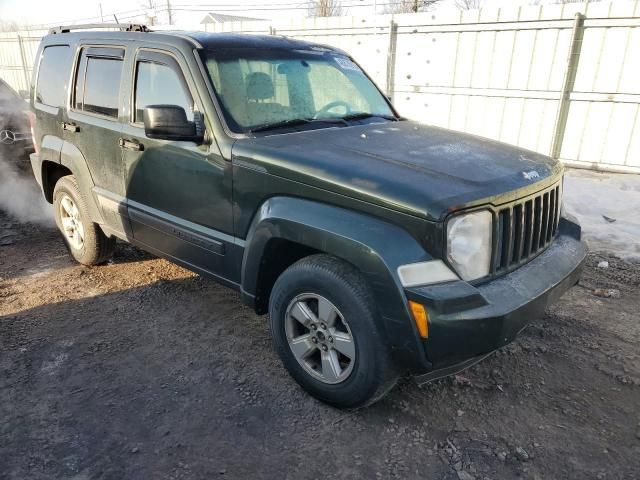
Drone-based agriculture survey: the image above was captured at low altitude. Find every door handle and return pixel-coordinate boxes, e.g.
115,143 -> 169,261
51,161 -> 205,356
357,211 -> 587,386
118,138 -> 144,151
62,122 -> 79,132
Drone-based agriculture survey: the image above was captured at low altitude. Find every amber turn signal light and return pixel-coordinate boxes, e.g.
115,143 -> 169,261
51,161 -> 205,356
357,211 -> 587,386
408,301 -> 429,338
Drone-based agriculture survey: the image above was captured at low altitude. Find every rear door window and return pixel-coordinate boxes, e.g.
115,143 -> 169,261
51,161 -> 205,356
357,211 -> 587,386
36,45 -> 71,107
73,47 -> 124,119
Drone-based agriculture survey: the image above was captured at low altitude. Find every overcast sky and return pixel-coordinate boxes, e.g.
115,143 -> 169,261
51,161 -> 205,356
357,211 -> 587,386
0,0 -> 570,28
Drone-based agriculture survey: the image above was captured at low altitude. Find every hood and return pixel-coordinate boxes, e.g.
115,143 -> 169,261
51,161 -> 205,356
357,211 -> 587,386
232,121 -> 563,221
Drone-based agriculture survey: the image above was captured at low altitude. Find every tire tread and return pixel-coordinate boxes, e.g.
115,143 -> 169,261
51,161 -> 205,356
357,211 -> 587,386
269,254 -> 398,409
53,175 -> 115,266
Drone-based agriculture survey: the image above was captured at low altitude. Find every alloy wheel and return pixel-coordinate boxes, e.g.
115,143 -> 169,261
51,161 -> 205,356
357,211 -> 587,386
59,194 -> 85,250
284,293 -> 356,384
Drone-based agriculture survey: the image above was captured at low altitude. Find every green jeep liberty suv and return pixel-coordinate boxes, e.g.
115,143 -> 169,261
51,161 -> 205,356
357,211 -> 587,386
29,24 -> 586,408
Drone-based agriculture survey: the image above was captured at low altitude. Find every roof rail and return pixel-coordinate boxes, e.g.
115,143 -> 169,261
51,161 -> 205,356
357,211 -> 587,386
48,23 -> 150,35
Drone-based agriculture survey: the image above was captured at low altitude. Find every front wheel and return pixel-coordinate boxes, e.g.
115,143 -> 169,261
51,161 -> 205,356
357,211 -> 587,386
269,254 -> 398,409
53,175 -> 115,266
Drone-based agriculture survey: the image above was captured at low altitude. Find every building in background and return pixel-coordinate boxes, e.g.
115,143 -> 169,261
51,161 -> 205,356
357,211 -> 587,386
0,1 -> 638,174
201,12 -> 267,31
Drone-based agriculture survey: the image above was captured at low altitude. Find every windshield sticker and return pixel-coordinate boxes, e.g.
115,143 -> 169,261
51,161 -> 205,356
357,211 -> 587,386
293,49 -> 327,56
310,46 -> 334,52
334,56 -> 360,71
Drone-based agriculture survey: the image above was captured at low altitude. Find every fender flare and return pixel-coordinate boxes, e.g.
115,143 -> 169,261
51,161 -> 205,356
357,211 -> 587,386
40,135 -> 63,165
32,135 -> 64,190
59,140 -> 104,224
241,196 -> 433,372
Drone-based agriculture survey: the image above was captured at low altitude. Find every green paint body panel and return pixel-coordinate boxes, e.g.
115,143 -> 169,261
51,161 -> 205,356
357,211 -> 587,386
60,141 -> 105,224
28,30 -> 586,376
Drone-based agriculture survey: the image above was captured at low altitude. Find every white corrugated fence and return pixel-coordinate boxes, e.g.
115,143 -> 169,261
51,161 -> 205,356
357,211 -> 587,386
1,1 -> 639,173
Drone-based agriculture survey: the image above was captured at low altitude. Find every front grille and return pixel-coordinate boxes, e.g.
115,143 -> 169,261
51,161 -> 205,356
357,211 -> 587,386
493,182 -> 562,273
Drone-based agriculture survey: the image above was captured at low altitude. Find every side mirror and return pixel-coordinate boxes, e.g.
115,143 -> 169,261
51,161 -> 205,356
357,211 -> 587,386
143,105 -> 203,143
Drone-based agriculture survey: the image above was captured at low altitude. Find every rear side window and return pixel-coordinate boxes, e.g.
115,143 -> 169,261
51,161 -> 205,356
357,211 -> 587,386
36,45 -> 71,107
73,48 -> 124,118
134,61 -> 193,123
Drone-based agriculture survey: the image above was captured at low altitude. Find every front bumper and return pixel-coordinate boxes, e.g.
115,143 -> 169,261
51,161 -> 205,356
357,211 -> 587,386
406,217 -> 586,375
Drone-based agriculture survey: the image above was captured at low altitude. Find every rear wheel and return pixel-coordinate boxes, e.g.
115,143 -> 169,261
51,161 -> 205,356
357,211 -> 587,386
53,175 -> 115,265
269,254 -> 398,408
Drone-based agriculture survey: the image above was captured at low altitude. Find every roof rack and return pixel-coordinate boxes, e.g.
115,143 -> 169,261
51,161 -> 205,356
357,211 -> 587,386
49,23 -> 150,35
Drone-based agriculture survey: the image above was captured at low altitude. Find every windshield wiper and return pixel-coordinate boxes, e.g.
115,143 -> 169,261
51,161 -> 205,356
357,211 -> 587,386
249,113 -> 398,133
249,118 -> 314,133
340,112 -> 398,122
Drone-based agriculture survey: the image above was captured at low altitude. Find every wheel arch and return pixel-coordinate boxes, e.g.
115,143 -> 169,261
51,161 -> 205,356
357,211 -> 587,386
250,238 -> 322,315
240,196 -> 433,372
38,137 -> 103,224
41,161 -> 72,203
55,141 -> 104,224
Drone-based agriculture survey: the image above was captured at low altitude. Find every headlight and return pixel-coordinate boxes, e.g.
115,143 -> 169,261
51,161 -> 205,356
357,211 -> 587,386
447,210 -> 493,281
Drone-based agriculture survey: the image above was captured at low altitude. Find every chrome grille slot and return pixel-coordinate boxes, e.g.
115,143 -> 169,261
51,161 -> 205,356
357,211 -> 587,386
494,182 -> 562,273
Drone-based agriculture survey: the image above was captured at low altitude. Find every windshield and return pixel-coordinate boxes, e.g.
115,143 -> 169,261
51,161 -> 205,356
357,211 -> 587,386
199,48 -> 395,133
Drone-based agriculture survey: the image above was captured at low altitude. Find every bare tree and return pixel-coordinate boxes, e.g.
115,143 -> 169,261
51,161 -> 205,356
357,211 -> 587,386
0,20 -> 22,32
455,0 -> 484,9
529,0 -> 602,3
308,0 -> 343,17
140,0 -> 158,25
553,0 -> 601,3
385,0 -> 442,14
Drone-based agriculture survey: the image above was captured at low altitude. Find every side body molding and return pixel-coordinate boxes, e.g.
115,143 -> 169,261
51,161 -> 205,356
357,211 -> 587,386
241,196 -> 433,372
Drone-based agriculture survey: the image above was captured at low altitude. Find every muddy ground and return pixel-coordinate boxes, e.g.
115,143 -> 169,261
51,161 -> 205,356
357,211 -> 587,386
1,211 -> 639,480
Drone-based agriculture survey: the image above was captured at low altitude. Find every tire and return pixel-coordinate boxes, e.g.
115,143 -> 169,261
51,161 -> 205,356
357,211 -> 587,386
53,175 -> 115,266
269,254 -> 398,409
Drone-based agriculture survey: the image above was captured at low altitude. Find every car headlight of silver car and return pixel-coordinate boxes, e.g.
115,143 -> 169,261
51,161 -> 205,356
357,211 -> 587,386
446,210 -> 493,281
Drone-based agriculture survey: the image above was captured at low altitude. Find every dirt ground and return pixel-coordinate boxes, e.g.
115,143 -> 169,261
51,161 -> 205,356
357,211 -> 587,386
1,211 -> 639,480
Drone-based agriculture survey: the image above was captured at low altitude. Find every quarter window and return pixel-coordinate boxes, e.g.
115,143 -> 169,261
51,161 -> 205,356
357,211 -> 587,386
134,61 -> 193,123
36,45 -> 71,108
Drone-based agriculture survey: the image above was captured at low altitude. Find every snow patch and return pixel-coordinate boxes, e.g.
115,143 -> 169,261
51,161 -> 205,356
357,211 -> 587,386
563,168 -> 640,262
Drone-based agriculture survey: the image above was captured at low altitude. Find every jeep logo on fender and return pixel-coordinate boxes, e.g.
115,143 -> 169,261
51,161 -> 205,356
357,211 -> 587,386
522,170 -> 540,181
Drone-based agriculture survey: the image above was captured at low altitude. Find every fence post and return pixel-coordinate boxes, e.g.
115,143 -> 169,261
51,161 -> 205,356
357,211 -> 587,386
16,33 -> 31,93
385,18 -> 398,101
550,13 -> 585,160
